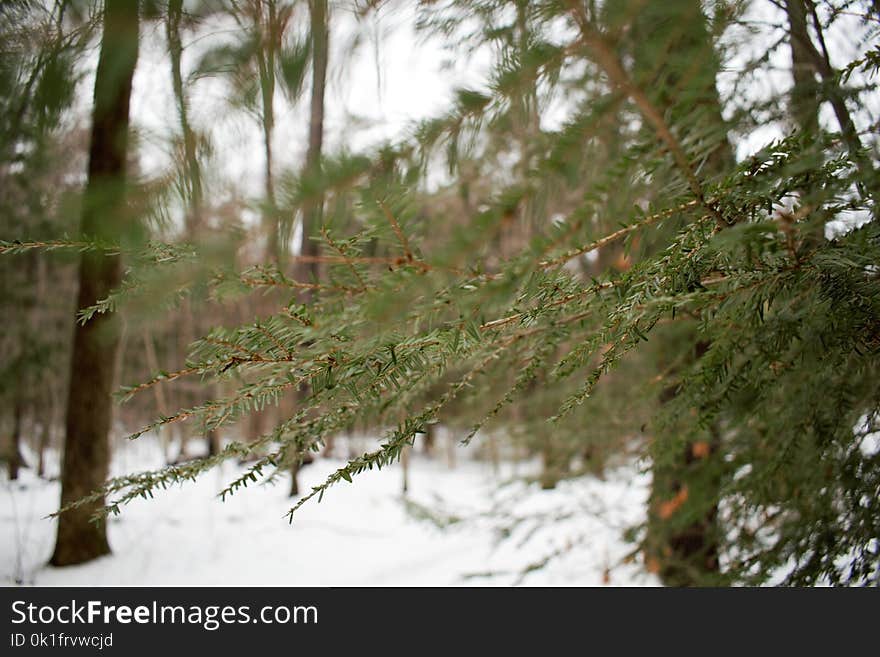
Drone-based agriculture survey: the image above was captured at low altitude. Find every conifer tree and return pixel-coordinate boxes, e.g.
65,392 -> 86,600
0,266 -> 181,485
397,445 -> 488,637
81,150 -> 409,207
8,0 -> 877,585
50,0 -> 139,566
606,0 -> 736,587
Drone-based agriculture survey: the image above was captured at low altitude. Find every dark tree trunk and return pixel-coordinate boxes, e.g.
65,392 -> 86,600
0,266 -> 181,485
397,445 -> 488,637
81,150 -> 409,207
297,0 -> 328,279
784,0 -> 825,251
50,0 -> 138,567
290,0 -> 328,497
650,344 -> 724,586
206,429 -> 220,456
37,408 -> 51,479
7,399 -> 24,481
422,423 -> 435,455
206,383 -> 221,457
622,0 -> 733,586
321,432 -> 335,457
784,0 -> 876,202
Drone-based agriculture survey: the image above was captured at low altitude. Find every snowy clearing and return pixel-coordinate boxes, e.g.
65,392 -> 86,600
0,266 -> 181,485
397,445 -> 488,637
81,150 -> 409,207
2,435 -> 658,587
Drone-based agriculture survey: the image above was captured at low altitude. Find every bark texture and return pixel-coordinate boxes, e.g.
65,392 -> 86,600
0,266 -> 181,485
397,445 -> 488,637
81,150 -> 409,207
51,0 -> 138,567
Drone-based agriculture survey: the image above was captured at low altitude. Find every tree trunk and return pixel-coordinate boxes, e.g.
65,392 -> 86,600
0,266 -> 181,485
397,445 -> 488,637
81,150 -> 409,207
206,384 -> 221,456
422,422 -> 435,456
37,406 -> 51,479
50,0 -> 138,567
259,0 -> 279,263
401,444 -> 409,495
321,432 -> 335,457
540,436 -> 567,490
142,329 -> 172,462
290,0 -> 328,497
625,0 -> 733,586
786,0 -> 876,201
446,428 -> 456,469
35,252 -> 52,479
785,0 -> 819,137
167,0 -> 208,461
784,0 -> 825,251
166,0 -> 203,237
297,0 -> 328,280
7,399 -> 24,481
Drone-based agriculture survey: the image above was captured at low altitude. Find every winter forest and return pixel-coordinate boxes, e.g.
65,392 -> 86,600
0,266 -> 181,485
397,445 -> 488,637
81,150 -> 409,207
1,0 -> 879,587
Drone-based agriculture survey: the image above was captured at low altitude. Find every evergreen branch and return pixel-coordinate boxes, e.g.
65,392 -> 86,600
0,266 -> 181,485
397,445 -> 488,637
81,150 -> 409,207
124,367 -> 314,440
201,336 -> 264,360
255,319 -> 294,360
462,330 -> 561,445
480,281 -> 615,332
0,238 -> 121,254
116,366 -> 204,403
49,435 -> 274,520
232,264 -> 358,294
538,200 -> 701,269
377,198 -> 414,263
319,225 -> 369,291
285,338 -> 517,521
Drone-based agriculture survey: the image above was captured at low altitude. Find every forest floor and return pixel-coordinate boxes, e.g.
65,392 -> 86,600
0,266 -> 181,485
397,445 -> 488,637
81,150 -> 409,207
1,434 -> 658,586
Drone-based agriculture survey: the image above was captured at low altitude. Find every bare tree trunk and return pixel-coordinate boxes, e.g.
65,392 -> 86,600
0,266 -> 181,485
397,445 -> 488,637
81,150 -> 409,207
206,430 -> 220,456
290,0 -> 328,497
401,444 -> 409,495
168,0 -> 212,460
35,251 -> 52,479
37,406 -> 51,478
446,428 -> 456,470
785,0 -> 819,137
256,0 -> 279,263
166,0 -> 202,235
540,437 -> 565,490
174,312 -> 193,460
296,0 -> 328,278
787,0 -> 876,201
422,422 -> 435,456
321,433 -> 335,457
784,0 -> 825,252
7,398 -> 24,481
487,432 -> 500,475
142,330 -> 172,462
246,408 -> 265,445
50,0 -> 138,567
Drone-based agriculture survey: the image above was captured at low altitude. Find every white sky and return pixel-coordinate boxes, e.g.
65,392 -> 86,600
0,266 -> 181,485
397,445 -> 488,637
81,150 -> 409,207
129,2 -> 493,208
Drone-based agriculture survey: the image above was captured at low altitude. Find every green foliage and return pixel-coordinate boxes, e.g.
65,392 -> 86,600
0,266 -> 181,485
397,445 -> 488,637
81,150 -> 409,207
5,0 -> 880,586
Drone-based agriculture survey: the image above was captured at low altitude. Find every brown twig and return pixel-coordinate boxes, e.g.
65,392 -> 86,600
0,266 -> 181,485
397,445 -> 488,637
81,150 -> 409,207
255,321 -> 294,360
480,281 -> 615,332
118,366 -> 203,401
377,199 -> 414,262
203,336 -> 263,360
320,226 -> 369,292
539,200 -> 701,269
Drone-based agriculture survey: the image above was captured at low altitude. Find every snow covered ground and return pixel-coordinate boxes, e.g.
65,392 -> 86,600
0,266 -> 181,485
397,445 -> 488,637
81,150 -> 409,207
1,435 -> 658,587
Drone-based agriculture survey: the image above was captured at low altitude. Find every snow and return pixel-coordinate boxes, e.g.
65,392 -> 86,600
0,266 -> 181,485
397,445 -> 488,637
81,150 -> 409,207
1,434 -> 657,587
